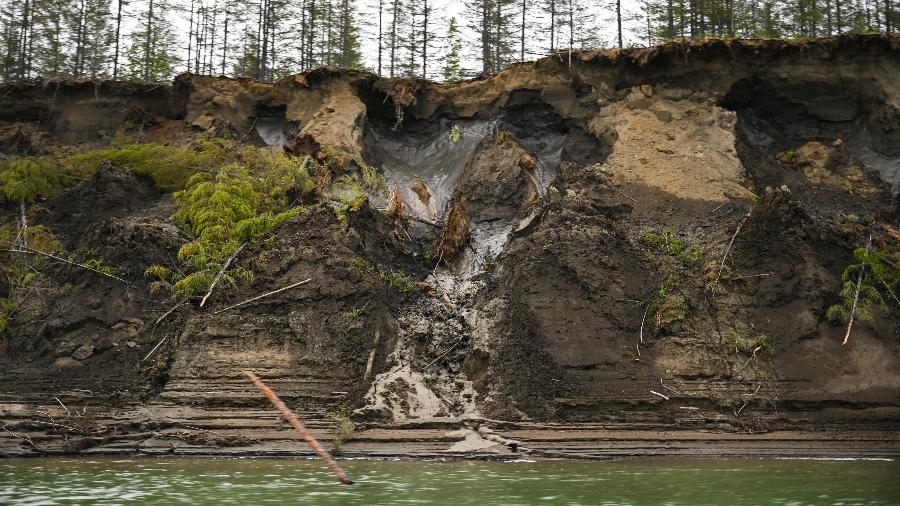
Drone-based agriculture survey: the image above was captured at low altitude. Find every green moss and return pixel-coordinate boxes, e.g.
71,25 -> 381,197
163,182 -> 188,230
140,149 -> 314,300
332,175 -> 367,225
64,139 -> 317,194
360,163 -> 385,193
66,141 -> 229,191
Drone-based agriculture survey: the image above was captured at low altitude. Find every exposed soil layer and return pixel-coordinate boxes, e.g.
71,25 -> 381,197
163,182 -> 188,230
1,35 -> 899,457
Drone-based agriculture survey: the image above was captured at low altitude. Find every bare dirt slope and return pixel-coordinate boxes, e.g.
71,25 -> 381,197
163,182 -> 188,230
1,35 -> 898,457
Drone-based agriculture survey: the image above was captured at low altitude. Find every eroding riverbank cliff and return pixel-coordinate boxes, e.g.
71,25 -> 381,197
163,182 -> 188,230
1,35 -> 898,457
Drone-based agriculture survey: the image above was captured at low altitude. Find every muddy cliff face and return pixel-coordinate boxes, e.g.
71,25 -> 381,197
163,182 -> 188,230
1,35 -> 899,450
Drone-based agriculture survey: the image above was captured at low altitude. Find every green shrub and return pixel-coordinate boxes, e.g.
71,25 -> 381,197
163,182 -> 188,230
642,229 -> 684,255
827,245 -> 897,330
652,276 -> 687,329
327,406 -> 357,454
378,269 -> 416,292
346,256 -> 416,293
347,257 -> 375,278
0,158 -> 59,204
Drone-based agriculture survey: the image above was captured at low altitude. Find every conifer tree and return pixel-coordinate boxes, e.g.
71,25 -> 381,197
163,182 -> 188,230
442,16 -> 464,81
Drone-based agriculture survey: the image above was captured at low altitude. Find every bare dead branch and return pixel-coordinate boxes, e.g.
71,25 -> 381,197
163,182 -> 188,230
843,234 -> 872,346
363,330 -> 381,381
200,241 -> 248,308
154,303 -> 184,325
650,390 -> 670,401
1,424 -> 39,451
639,304 -> 649,344
0,246 -> 130,284
143,332 -> 171,362
660,378 -> 682,396
730,272 -> 774,280
716,208 -> 752,282
213,278 -> 312,315
55,397 -> 70,415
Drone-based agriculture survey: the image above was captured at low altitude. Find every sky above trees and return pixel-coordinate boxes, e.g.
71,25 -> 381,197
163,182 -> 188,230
1,0 -> 895,82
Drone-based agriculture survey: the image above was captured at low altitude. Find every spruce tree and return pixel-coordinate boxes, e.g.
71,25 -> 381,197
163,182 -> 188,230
442,16 -> 464,81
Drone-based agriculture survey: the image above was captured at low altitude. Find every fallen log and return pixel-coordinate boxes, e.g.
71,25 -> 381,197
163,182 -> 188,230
242,370 -> 354,485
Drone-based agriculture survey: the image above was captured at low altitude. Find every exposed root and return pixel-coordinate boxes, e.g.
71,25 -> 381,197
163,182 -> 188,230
433,199 -> 469,265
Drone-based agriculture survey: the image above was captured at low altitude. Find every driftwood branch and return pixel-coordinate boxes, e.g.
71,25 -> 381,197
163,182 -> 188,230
200,241 -> 248,308
650,390 -> 670,401
155,303 -> 184,325
243,370 -> 353,485
0,246 -> 129,284
660,378 -> 682,396
716,208 -> 752,282
639,304 -> 649,344
730,272 -> 774,281
213,278 -> 312,315
843,234 -> 872,346
143,332 -> 171,362
1,424 -> 40,451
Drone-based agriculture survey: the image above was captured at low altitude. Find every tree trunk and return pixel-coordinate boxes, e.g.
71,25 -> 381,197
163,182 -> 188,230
222,12 -> 228,74
617,0 -> 623,47
520,0 -> 526,60
188,0 -> 195,73
390,0 -> 398,76
550,0 -> 556,51
18,0 -> 30,78
74,0 -> 86,77
481,0 -> 491,74
19,200 -> 27,248
568,0 -> 573,66
422,0 -> 428,78
145,0 -> 154,81
377,0 -> 383,74
114,0 -> 123,79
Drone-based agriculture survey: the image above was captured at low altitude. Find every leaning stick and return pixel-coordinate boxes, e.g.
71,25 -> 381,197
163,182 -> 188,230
243,370 -> 354,485
0,246 -> 129,284
650,390 -> 670,401
716,208 -> 752,282
843,235 -> 872,346
639,304 -> 649,344
212,278 -> 312,315
200,242 -> 248,308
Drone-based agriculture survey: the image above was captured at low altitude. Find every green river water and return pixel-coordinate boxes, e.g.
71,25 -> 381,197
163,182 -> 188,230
1,457 -> 898,505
